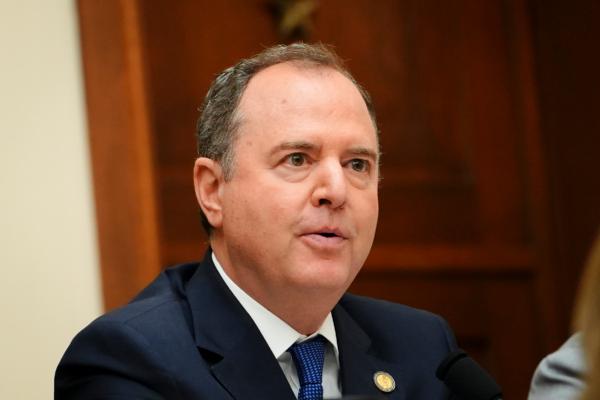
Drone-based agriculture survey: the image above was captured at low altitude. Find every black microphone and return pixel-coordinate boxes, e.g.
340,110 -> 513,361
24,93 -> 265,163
436,350 -> 503,400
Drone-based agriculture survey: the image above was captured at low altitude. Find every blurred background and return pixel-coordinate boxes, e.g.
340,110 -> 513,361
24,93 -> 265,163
1,0 -> 599,398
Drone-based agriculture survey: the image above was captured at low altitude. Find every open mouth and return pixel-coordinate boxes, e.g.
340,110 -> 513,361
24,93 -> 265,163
300,229 -> 346,250
317,232 -> 338,238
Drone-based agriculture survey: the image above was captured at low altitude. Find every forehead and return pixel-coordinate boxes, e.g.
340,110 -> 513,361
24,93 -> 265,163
239,63 -> 359,109
236,62 -> 377,142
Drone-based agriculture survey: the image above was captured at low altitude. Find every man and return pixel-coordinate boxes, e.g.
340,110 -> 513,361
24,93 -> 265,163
56,43 -> 456,399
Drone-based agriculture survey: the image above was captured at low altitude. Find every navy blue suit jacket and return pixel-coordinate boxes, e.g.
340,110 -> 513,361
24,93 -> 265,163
56,252 -> 456,399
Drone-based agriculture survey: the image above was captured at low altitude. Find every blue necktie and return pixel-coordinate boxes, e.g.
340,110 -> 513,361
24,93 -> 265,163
289,336 -> 326,400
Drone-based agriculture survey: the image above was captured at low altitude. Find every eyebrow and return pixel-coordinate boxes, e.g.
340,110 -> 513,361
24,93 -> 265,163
270,141 -> 379,161
270,140 -> 319,155
347,146 -> 379,161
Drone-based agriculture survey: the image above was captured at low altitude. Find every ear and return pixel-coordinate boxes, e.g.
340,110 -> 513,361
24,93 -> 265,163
193,157 -> 224,229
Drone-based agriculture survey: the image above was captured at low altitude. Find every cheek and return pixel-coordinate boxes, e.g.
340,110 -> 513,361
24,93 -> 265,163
222,185 -> 258,230
258,179 -> 310,213
354,193 -> 379,249
226,183 -> 300,233
357,190 -> 379,223
369,197 -> 379,229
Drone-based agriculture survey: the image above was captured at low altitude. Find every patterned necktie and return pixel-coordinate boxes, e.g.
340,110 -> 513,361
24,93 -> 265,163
289,336 -> 326,400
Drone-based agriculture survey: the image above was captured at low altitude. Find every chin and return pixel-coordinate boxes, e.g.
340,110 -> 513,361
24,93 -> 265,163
290,257 -> 358,292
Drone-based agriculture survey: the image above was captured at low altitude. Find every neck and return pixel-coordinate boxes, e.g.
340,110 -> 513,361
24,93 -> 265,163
268,296 -> 335,335
210,240 -> 343,335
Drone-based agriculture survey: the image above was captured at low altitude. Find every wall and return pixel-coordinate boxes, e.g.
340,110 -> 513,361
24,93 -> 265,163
0,1 -> 102,398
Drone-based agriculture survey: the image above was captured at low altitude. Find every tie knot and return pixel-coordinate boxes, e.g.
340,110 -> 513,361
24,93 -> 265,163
289,336 -> 326,399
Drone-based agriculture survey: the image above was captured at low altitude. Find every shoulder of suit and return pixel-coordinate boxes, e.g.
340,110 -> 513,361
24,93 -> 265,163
340,292 -> 443,322
87,262 -> 201,328
338,292 -> 453,341
338,292 -> 456,360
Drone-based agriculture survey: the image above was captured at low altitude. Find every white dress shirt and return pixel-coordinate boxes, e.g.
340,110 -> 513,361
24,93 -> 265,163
212,253 -> 342,399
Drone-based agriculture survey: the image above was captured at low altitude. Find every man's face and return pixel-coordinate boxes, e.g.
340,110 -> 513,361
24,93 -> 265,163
213,62 -> 379,303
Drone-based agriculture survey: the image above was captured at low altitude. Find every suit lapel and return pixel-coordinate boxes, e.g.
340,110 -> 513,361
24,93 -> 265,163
209,329 -> 296,400
334,303 -> 406,400
184,252 -> 295,400
183,252 -> 407,399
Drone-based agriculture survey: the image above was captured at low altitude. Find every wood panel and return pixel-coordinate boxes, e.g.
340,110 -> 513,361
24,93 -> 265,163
77,0 -> 162,310
530,0 -> 600,338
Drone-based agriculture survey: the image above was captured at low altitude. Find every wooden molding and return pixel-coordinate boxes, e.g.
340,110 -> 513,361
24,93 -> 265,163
77,0 -> 162,310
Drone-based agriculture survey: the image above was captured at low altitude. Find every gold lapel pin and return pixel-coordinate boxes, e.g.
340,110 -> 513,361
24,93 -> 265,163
373,371 -> 396,393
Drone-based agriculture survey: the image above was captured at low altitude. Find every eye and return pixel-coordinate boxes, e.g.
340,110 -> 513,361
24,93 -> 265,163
349,158 -> 369,172
286,152 -> 306,167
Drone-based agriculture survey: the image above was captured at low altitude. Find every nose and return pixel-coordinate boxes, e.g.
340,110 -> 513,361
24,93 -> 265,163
311,159 -> 347,209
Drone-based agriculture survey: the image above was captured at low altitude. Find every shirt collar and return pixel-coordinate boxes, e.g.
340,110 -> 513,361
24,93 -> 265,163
211,252 -> 339,360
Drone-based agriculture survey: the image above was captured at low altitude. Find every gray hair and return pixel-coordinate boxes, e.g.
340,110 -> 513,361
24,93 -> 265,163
196,42 -> 378,234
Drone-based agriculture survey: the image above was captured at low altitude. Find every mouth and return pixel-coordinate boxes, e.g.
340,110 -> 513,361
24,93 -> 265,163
299,227 -> 347,250
316,231 -> 340,238
308,227 -> 346,239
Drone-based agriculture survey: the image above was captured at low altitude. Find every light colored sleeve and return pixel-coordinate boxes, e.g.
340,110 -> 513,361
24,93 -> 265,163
528,333 -> 586,400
